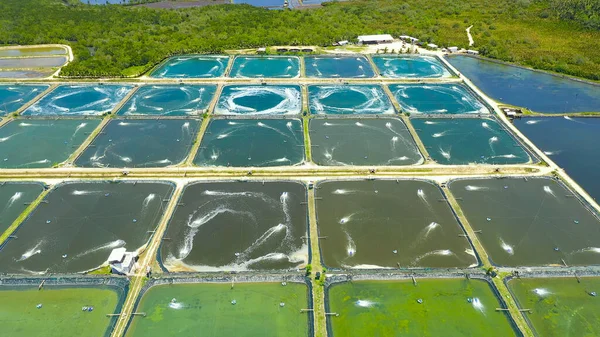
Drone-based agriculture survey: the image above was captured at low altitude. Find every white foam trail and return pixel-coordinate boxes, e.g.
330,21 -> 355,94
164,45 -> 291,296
168,302 -> 184,310
499,238 -> 514,255
141,193 -> 156,213
432,131 -> 447,138
257,121 -> 288,137
0,133 -> 18,142
481,122 -> 492,130
239,224 -> 287,259
76,239 -> 126,259
17,241 -> 44,261
525,120 -> 540,125
71,190 -> 102,196
424,121 -> 437,125
489,136 -> 498,143
472,298 -> 485,313
356,300 -> 375,308
18,122 -> 33,126
339,214 -> 355,224
465,185 -> 488,191
6,192 -> 22,208
424,222 -> 440,237
412,250 -> 453,264
440,148 -> 451,160
533,288 -> 551,296
543,186 -> 556,197
572,247 -> 600,254
333,189 -> 356,195
73,123 -> 87,136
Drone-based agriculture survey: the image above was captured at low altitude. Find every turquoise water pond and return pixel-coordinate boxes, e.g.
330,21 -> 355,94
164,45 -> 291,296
305,56 -> 375,78
308,85 -> 394,115
117,85 -> 216,116
411,118 -> 530,165
229,56 -> 300,78
446,56 -> 600,113
389,83 -> 490,115
0,84 -> 49,115
372,55 -> 453,78
195,119 -> 304,167
150,55 -> 229,78
22,85 -> 132,116
215,85 -> 301,115
0,119 -> 100,168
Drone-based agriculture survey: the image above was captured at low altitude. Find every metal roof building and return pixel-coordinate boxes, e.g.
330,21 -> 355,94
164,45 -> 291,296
357,34 -> 394,45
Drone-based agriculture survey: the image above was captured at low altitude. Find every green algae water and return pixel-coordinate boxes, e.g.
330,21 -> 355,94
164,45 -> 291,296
229,56 -> 300,78
449,177 -> 600,267
310,118 -> 422,166
150,55 -> 229,78
117,85 -> 216,116
389,83 -> 490,115
0,286 -> 119,337
0,84 -> 49,115
126,282 -> 309,337
305,56 -> 375,78
75,119 -> 200,168
372,55 -> 452,78
411,118 -> 530,165
308,85 -> 394,115
316,179 -> 476,269
0,182 -> 44,235
508,277 -> 600,337
0,46 -> 66,57
328,279 -> 518,337
159,181 -> 308,272
215,85 -> 301,115
0,119 -> 100,168
0,181 -> 174,274
194,119 -> 304,167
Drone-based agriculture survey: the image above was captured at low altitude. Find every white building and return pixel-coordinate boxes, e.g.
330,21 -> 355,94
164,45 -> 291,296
467,49 -> 479,55
357,34 -> 394,45
447,46 -> 459,53
427,43 -> 438,49
399,35 -> 419,43
108,248 -> 137,275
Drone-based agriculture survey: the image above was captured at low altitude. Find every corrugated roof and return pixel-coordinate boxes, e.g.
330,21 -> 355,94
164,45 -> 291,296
357,34 -> 394,42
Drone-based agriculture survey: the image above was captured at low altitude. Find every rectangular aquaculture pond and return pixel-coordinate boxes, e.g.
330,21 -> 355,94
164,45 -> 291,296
372,55 -> 453,78
305,56 -> 375,78
316,179 -> 477,269
327,278 -> 518,336
507,277 -> 600,337
125,281 -> 310,337
117,85 -> 216,116
214,85 -> 301,115
194,119 -> 304,167
308,85 -> 394,115
0,56 -> 67,68
309,118 -> 423,166
0,46 -> 67,58
0,70 -> 54,79
0,181 -> 175,274
0,84 -> 49,115
0,119 -> 101,168
22,84 -> 133,116
449,177 -> 600,267
159,181 -> 308,272
411,117 -> 530,165
75,119 -> 200,168
514,117 -> 600,202
150,55 -> 229,78
389,83 -> 490,115
446,55 -> 600,114
0,280 -> 126,337
0,182 -> 44,235
229,56 -> 300,78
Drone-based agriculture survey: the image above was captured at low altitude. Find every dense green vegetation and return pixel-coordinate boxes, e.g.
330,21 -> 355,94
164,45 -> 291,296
0,0 -> 598,80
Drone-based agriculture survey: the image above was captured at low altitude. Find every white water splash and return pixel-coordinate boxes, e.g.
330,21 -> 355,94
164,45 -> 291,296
76,239 -> 126,259
6,192 -> 22,208
533,288 -> 551,296
440,148 -> 451,160
543,186 -> 556,197
356,300 -> 375,308
465,185 -> 488,191
499,238 -> 514,255
412,249 -> 453,264
17,241 -> 44,261
525,120 -> 540,125
472,298 -> 485,313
